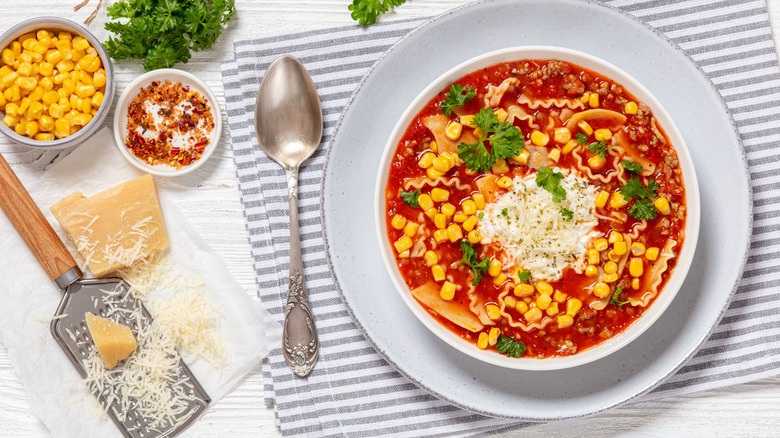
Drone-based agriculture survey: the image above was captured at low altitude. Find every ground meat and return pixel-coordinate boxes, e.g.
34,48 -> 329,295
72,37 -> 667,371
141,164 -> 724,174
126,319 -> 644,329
615,95 -> 628,106
634,104 -> 652,125
596,81 -> 609,95
562,74 -> 585,95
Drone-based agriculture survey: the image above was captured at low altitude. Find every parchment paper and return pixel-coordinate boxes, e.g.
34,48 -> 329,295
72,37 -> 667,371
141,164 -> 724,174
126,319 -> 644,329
0,128 -> 273,437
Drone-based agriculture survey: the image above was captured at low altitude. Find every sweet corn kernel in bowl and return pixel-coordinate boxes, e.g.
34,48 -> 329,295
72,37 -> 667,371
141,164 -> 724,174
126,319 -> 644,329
0,17 -> 113,149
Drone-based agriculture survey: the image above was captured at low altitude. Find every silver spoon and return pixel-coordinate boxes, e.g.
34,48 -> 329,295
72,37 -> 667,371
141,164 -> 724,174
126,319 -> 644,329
255,55 -> 322,377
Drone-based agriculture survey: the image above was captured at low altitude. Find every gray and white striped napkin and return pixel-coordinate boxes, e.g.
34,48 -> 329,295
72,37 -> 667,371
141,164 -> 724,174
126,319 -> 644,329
221,0 -> 780,435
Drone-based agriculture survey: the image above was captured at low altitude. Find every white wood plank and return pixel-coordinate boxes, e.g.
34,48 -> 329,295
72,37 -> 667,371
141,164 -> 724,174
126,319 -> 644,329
0,1 -> 778,437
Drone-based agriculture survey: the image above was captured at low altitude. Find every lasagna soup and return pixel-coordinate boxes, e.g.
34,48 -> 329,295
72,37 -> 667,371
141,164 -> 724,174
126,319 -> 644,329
384,60 -> 686,359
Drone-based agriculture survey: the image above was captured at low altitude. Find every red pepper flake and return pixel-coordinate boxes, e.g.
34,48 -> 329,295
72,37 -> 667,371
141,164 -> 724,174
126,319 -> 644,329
125,80 -> 215,169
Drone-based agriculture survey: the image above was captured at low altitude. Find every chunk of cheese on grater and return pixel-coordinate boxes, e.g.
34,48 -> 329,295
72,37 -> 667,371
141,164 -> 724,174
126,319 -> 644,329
50,174 -> 169,277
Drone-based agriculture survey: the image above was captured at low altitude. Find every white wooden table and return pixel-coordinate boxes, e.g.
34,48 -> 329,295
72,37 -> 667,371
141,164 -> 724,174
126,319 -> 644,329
1,1 -> 778,437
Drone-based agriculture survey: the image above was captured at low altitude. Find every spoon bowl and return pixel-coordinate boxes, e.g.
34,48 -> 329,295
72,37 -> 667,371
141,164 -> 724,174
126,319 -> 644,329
255,56 -> 323,170
255,55 -> 323,377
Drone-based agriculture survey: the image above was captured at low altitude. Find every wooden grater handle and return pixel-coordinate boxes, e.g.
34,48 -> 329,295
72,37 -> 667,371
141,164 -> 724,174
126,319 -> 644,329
0,153 -> 80,287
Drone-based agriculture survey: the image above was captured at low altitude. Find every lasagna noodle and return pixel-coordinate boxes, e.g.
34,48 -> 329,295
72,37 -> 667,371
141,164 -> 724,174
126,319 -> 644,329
571,146 -> 622,183
403,176 -> 472,192
421,114 -> 479,155
466,284 -> 495,326
484,77 -> 518,107
629,238 -> 677,307
564,108 -> 627,130
611,131 -> 657,177
506,105 -> 540,130
517,93 -> 585,110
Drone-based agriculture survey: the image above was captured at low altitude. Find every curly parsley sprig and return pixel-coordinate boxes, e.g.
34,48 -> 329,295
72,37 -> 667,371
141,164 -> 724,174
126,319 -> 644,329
457,108 -> 524,172
620,177 -> 660,220
349,0 -> 407,26
460,241 -> 489,286
496,335 -> 527,358
535,166 -> 566,203
442,84 -> 476,116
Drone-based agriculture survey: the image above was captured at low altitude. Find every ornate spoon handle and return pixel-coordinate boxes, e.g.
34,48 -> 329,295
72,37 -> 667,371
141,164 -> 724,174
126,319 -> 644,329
282,167 -> 320,377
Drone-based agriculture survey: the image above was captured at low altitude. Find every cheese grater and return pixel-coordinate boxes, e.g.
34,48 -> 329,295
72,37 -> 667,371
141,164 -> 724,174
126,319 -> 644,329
0,154 -> 210,437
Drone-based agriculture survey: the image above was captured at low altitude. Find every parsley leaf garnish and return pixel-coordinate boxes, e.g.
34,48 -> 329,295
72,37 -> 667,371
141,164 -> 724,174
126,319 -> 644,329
460,241 -> 489,286
576,132 -> 589,145
400,189 -> 419,208
621,159 -> 643,175
349,0 -> 407,26
496,335 -> 527,358
441,84 -> 476,116
500,208 -> 509,218
620,177 -> 659,200
611,287 -> 630,308
628,198 -> 658,220
457,108 -> 524,172
560,207 -> 574,221
535,166 -> 567,202
477,211 -> 484,219
104,0 -> 236,71
517,269 -> 531,283
587,140 -> 609,158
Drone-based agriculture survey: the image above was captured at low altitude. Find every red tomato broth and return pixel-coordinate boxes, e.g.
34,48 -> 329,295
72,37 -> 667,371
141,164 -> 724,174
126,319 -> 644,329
384,59 -> 686,359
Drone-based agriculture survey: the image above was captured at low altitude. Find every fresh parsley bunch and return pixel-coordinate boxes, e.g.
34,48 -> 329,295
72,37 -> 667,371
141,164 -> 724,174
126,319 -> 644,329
104,0 -> 236,71
349,0 -> 407,26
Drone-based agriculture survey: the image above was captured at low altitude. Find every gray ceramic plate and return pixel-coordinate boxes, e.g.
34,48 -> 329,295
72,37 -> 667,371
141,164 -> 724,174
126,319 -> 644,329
321,0 -> 751,420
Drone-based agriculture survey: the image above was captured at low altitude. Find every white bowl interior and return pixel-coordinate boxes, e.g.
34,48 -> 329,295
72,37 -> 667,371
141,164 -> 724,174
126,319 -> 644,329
374,46 -> 701,371
113,68 -> 222,177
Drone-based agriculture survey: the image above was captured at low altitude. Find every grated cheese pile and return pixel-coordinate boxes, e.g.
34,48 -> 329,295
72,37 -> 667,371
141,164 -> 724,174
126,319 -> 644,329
479,171 -> 600,281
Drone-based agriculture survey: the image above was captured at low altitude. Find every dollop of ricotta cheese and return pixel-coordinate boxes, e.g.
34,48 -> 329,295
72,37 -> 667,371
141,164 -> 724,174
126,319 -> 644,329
479,171 -> 600,281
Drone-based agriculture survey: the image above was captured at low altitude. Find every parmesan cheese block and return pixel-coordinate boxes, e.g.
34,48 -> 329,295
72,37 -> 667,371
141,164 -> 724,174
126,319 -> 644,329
50,174 -> 169,277
85,312 -> 137,369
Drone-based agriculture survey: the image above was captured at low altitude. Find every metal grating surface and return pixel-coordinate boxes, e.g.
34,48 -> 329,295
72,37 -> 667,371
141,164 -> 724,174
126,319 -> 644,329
50,279 -> 210,438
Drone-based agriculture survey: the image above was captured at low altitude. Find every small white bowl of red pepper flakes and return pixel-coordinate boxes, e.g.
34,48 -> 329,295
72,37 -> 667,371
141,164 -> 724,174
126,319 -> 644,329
113,68 -> 222,176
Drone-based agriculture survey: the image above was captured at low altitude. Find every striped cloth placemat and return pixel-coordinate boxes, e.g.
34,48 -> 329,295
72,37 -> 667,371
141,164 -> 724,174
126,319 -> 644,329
221,0 -> 780,435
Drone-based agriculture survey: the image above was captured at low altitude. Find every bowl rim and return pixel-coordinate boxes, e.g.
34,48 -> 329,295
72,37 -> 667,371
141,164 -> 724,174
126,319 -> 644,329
0,16 -> 114,149
373,46 -> 701,371
112,68 -> 222,177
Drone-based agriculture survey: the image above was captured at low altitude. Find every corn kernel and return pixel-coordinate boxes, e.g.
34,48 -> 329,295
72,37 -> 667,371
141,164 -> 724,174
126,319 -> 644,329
17,98 -> 30,115
493,273 -> 507,285
488,259 -> 502,277
491,158 -> 509,174
607,250 -> 620,263
609,192 -> 628,209
494,108 -> 508,122
424,250 -> 438,267
472,193 -> 485,210
604,261 -> 618,274
579,92 -> 591,103
524,307 -> 543,323
460,114 -> 475,127
45,50 -> 62,65
403,221 -> 419,237
426,167 -> 445,179
78,54 -> 101,73
631,242 -> 646,256
488,327 -> 501,346
602,273 -> 619,283
486,304 -> 501,321
34,133 -> 55,141
391,214 -> 407,230
462,215 -> 478,232
394,235 -> 413,253
71,37 -> 90,52
3,114 -> 19,128
496,176 -> 513,189
433,229 -> 448,243
39,76 -> 53,91
430,187 -> 449,203
535,281 -> 553,296
418,151 -> 435,168
447,224 -> 463,242
594,190 -> 609,209
557,314 -> 574,329
625,101 -> 638,115
546,302 -> 560,316
23,121 -> 38,137
16,62 -> 33,77
71,112 -> 91,126
27,101 -> 44,119
398,250 -> 410,259
530,130 -> 549,146
589,92 -> 600,108
577,120 -> 593,135
432,264 -> 446,282
431,156 -> 451,173
536,293 -> 552,310
1,49 -> 13,65
512,149 -> 531,165
93,71 -> 106,88
594,128 -> 612,141
56,60 -> 74,73
646,247 -> 660,261
614,241 -> 627,256
418,194 -> 433,211
588,155 -> 606,170
587,248 -> 600,265
467,229 -> 481,244
553,290 -> 567,303
630,257 -> 644,277
427,140 -> 438,153
48,103 -> 64,119
14,121 -> 26,135
585,264 -> 599,277
548,148 -> 561,163
5,102 -> 19,117
593,282 -> 610,298
553,127 -> 571,144
453,211 -> 468,223
75,84 -> 95,99
440,281 -> 456,301
445,121 -> 462,140
503,295 -> 517,308
561,139 -> 577,155
516,301 -> 529,314
632,278 -> 640,290
609,231 -> 624,243
477,332 -> 489,349
2,72 -> 18,86
434,213 -> 447,229
514,283 -> 535,297
654,197 -> 671,215
436,203 -> 454,217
